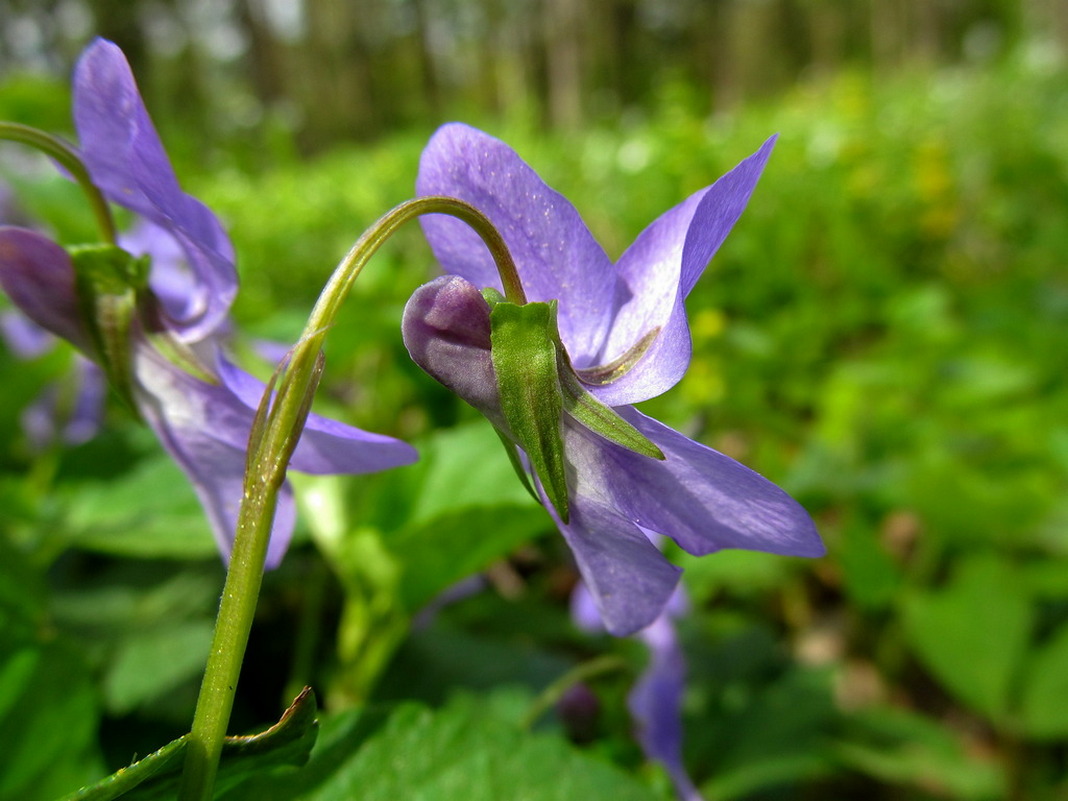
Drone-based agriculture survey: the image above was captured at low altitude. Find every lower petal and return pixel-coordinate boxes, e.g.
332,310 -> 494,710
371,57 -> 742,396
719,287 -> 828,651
134,346 -> 296,566
555,497 -> 682,636
214,354 -> 418,475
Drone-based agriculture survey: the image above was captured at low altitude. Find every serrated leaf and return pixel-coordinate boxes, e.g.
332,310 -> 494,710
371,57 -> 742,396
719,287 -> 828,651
218,694 -> 663,801
61,687 -> 319,801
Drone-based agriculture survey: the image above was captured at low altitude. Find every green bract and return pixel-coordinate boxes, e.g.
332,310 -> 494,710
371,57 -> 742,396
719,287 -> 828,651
69,243 -> 149,409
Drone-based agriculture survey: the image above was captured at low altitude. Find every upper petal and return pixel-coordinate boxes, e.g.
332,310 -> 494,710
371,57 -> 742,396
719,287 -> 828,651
591,137 -> 776,405
73,39 -> 237,341
0,227 -> 91,351
416,123 -> 616,364
566,406 -> 823,559
214,353 -> 418,475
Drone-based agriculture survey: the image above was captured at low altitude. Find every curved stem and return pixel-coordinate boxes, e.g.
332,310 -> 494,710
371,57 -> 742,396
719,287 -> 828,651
520,654 -> 628,730
308,196 -> 525,334
179,195 -> 521,801
0,121 -> 118,244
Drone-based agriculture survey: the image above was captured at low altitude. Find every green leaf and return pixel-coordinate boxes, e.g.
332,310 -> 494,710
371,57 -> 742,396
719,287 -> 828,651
102,620 -> 215,715
62,453 -> 218,559
0,546 -> 103,801
218,693 -> 663,801
61,687 -> 319,801
1019,622 -> 1068,739
489,300 -> 569,522
836,706 -> 1005,799
0,640 -> 103,801
902,554 -> 1032,722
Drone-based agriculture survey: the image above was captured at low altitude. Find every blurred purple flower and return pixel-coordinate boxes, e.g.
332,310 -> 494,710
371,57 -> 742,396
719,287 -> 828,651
20,355 -> 106,451
403,123 -> 823,635
573,579 -> 703,801
0,39 -> 416,565
1,184 -> 108,450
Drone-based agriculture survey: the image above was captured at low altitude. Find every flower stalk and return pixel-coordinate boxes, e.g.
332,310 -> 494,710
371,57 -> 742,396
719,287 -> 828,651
0,121 -> 118,244
178,195 -> 523,801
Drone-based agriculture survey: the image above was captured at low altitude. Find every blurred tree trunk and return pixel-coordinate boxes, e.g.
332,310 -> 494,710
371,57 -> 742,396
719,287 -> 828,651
85,0 -> 149,73
544,0 -> 584,129
236,0 -> 286,108
411,0 -> 443,120
299,0 -> 377,150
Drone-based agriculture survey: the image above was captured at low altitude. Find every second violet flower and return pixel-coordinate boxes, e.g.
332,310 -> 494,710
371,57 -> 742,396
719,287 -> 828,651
0,39 -> 416,565
403,123 -> 824,636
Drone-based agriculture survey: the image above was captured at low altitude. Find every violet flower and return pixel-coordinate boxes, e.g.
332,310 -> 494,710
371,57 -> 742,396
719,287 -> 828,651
0,39 -> 416,564
403,123 -> 823,635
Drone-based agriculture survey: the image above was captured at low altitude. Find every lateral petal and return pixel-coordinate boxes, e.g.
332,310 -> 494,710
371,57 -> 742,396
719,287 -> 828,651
214,354 -> 418,475
594,137 -> 776,405
133,346 -> 296,567
566,406 -> 824,559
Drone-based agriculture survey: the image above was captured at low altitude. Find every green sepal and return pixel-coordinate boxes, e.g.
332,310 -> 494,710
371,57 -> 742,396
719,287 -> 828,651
481,286 -> 506,307
558,366 -> 665,460
492,425 -> 541,505
489,300 -> 570,523
69,244 -> 150,411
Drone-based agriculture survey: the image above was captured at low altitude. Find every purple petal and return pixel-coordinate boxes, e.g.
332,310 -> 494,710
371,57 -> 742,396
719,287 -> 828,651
592,137 -> 776,406
554,497 -> 682,636
133,345 -> 296,566
416,124 -> 617,365
570,580 -> 605,633
73,39 -> 237,341
572,575 -> 703,800
0,310 -> 56,359
630,609 -> 705,801
62,357 -> 107,444
119,219 -> 212,331
566,406 -> 823,559
214,353 -> 418,475
0,227 -> 91,351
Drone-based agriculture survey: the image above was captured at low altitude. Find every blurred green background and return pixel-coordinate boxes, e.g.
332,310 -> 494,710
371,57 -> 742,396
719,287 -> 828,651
1,1 -> 1067,799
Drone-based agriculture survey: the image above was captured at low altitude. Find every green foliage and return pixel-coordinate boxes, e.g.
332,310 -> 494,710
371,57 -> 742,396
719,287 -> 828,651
218,691 -> 663,801
3,48 -> 1068,799
63,688 -> 318,801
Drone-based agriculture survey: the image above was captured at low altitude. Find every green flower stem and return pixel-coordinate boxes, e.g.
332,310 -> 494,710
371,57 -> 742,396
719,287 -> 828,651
178,196 -> 521,801
0,121 -> 118,244
520,654 -> 628,730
